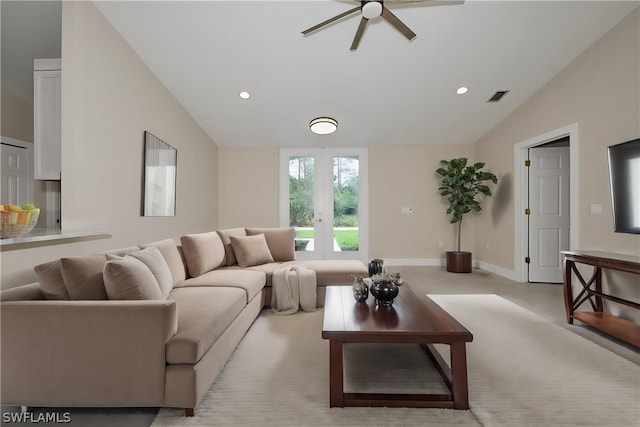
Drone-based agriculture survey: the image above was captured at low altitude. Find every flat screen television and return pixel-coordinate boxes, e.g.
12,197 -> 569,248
608,138 -> 640,234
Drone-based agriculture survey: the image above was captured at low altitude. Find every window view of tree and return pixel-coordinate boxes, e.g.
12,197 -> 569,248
288,157 -> 314,228
333,156 -> 359,251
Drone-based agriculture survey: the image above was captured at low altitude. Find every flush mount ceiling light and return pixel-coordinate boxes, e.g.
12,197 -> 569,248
239,91 -> 250,99
309,117 -> 338,135
456,86 -> 469,95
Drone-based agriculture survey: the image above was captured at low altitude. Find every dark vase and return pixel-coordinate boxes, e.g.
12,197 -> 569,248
370,280 -> 399,307
368,258 -> 384,277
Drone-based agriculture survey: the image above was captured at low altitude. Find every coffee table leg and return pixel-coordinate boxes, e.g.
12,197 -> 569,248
450,342 -> 469,409
329,340 -> 344,407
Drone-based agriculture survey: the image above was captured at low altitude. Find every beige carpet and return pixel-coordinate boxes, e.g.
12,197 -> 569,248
152,294 -> 639,427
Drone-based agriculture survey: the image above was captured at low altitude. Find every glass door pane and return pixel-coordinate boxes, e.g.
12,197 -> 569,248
288,156 -> 315,253
333,156 -> 359,253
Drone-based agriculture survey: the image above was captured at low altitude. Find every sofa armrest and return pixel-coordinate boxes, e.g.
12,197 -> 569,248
1,300 -> 178,407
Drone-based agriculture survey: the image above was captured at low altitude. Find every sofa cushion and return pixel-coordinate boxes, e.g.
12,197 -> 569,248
127,246 -> 174,298
180,232 -> 226,277
244,262 -> 282,287
230,234 -> 274,268
60,254 -> 108,300
179,268 -> 266,303
34,259 -> 70,300
140,239 -> 187,286
246,227 -> 295,262
103,256 -> 164,300
216,228 -> 247,266
166,286 -> 246,364
281,260 -> 368,286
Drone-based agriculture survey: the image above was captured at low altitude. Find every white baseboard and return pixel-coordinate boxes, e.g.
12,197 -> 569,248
383,258 -> 444,267
476,260 -> 519,282
382,258 -> 520,282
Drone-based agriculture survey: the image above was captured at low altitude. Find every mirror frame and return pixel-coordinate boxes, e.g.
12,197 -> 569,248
142,131 -> 177,216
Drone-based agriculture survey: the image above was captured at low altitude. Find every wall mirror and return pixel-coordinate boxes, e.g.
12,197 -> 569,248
142,131 -> 177,216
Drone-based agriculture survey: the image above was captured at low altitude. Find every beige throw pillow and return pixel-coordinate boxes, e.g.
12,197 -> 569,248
216,228 -> 247,266
246,227 -> 295,261
140,239 -> 187,286
230,234 -> 275,268
34,259 -> 70,300
103,256 -> 163,300
125,246 -> 173,298
60,254 -> 108,300
180,232 -> 225,277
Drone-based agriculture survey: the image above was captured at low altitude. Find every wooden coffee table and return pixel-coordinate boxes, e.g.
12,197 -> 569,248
322,285 -> 473,409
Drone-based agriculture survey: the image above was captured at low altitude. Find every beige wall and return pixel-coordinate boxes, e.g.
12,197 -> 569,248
369,144 -> 478,261
1,1 -> 218,288
475,6 -> 640,272
218,146 -> 279,228
217,144 -> 479,263
1,84 -> 34,142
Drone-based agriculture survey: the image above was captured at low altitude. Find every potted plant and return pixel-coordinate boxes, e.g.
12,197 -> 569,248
436,158 -> 498,273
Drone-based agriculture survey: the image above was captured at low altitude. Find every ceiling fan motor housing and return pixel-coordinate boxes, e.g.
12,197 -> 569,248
362,1 -> 383,19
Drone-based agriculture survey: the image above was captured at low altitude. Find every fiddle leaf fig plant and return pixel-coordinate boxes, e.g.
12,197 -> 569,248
436,158 -> 498,252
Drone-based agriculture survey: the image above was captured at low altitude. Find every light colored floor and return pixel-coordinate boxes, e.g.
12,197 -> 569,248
2,266 -> 637,426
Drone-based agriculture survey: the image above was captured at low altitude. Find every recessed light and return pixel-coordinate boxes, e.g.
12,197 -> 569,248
456,86 -> 468,95
239,91 -> 250,99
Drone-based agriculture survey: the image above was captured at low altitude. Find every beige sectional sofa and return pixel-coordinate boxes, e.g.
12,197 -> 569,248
1,227 -> 367,416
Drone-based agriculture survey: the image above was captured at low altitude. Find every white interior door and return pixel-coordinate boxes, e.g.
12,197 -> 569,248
280,148 -> 368,261
1,139 -> 31,206
528,146 -> 570,283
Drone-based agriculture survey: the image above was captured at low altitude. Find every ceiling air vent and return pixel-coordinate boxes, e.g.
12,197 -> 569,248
488,90 -> 510,103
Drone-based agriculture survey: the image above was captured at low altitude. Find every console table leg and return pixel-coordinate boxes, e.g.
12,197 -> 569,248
563,258 -> 574,324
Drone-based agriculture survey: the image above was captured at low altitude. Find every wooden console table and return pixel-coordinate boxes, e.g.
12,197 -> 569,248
562,250 -> 640,347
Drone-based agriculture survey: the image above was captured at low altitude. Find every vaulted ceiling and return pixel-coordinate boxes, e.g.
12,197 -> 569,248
4,1 -> 638,148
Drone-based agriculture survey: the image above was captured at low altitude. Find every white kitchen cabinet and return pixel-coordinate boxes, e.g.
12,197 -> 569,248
34,58 -> 61,180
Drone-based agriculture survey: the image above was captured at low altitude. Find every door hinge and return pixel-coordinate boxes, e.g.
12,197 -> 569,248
525,160 -> 531,167
525,208 -> 530,215
525,257 -> 531,264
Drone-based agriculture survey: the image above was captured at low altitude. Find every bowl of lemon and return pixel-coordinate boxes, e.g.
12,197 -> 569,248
1,204 -> 40,239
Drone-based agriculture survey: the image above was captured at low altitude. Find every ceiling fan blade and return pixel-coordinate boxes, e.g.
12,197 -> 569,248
302,6 -> 361,35
381,6 -> 417,41
350,17 -> 369,51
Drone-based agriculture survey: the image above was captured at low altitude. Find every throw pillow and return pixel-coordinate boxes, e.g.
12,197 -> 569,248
246,227 -> 295,261
140,238 -> 187,286
180,231 -> 225,277
103,256 -> 163,300
60,254 -> 109,300
126,246 -> 173,298
34,259 -> 70,300
216,228 -> 247,266
229,234 -> 275,268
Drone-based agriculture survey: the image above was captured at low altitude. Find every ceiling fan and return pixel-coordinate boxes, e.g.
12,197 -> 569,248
302,0 -> 435,51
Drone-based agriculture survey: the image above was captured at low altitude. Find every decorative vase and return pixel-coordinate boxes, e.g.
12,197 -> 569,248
370,280 -> 399,307
368,258 -> 384,277
352,277 -> 369,303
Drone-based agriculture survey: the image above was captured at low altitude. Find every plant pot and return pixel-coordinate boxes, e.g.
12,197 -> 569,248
446,251 -> 472,273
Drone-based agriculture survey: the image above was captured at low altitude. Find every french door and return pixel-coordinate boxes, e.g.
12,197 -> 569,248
279,148 -> 368,261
